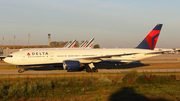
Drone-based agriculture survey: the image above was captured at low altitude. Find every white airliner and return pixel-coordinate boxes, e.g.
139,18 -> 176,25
63,41 -> 72,48
4,24 -> 164,73
79,38 -> 94,48
85,38 -> 94,48
79,40 -> 87,48
64,39 -> 76,48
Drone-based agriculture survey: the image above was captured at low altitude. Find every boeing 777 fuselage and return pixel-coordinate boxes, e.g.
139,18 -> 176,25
4,24 -> 163,73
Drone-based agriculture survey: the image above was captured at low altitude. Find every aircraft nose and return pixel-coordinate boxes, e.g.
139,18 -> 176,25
4,57 -> 12,64
4,58 -> 8,63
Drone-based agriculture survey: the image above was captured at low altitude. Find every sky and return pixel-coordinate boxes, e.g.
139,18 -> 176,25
0,0 -> 180,48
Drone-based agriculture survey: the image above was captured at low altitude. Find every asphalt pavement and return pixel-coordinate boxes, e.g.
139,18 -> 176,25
0,69 -> 179,74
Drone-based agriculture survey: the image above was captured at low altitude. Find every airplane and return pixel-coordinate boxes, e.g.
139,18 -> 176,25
63,41 -> 72,48
0,56 -> 5,60
4,24 -> 164,73
84,38 -> 94,48
79,38 -> 94,48
64,38 -> 93,49
79,40 -> 88,48
65,39 -> 76,48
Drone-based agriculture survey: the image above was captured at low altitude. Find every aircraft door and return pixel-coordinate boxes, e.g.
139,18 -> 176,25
100,52 -> 103,56
49,53 -> 54,60
44,53 -> 54,63
21,55 -> 25,60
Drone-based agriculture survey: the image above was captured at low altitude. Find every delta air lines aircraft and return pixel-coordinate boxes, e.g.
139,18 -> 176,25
4,24 -> 164,73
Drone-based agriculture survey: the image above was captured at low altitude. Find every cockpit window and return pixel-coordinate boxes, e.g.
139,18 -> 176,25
7,55 -> 13,57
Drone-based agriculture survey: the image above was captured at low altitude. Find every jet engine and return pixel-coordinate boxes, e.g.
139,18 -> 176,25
63,60 -> 80,70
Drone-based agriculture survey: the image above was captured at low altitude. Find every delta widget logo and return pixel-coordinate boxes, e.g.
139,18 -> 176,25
27,53 -> 30,56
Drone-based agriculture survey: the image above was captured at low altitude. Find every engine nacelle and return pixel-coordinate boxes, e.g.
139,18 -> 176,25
63,60 -> 80,70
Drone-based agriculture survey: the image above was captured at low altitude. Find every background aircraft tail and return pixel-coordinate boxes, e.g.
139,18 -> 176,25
68,39 -> 76,48
85,38 -> 94,48
136,24 -> 163,50
80,40 -> 87,48
64,41 -> 71,48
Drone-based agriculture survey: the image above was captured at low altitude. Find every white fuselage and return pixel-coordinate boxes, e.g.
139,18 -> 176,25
4,48 -> 160,66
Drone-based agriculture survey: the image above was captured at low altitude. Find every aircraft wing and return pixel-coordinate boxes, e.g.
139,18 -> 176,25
81,53 -> 137,60
75,53 -> 138,63
145,50 -> 173,54
76,51 -> 165,63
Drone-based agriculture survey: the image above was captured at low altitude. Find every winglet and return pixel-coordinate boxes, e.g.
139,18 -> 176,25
136,24 -> 163,50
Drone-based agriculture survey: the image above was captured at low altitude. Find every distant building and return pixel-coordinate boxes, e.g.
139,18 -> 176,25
3,48 -> 19,57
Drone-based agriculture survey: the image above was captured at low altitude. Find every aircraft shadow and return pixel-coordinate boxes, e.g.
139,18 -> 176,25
24,65 -> 83,72
24,65 -> 64,71
23,61 -> 149,72
109,87 -> 168,101
95,61 -> 149,69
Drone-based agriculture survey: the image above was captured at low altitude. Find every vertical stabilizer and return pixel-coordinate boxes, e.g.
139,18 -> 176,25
68,39 -> 76,48
64,41 -> 71,48
136,24 -> 163,50
80,40 -> 87,48
85,38 -> 94,48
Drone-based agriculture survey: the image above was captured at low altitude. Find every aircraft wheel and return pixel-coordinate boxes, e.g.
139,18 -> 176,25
94,69 -> 98,72
91,68 -> 98,72
18,69 -> 22,73
91,69 -> 95,72
86,68 -> 91,73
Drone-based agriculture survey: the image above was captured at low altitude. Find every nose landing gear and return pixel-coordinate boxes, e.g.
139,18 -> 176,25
16,65 -> 23,73
18,69 -> 23,73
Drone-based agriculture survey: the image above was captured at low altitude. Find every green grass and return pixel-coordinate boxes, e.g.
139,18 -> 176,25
0,65 -> 17,70
0,72 -> 180,101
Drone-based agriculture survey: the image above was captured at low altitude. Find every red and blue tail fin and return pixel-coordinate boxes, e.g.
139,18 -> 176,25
136,24 -> 163,50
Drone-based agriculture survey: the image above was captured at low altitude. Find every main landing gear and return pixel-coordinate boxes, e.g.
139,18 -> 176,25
86,68 -> 98,73
86,63 -> 98,73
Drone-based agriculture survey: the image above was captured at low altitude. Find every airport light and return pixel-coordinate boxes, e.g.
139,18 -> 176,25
28,33 -> 30,49
9,40 -> 11,45
2,37 -> 4,46
13,36 -> 15,49
17,39 -> 19,45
